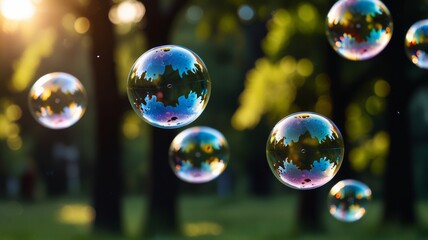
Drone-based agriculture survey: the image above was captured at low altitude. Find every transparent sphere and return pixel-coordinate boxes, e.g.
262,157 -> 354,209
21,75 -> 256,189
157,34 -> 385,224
28,72 -> 87,129
169,126 -> 229,183
127,45 -> 211,129
328,179 -> 372,222
266,112 -> 344,190
405,19 -> 428,69
326,0 -> 393,60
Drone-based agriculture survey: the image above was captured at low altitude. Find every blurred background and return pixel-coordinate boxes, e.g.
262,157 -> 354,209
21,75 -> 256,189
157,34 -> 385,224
0,0 -> 427,239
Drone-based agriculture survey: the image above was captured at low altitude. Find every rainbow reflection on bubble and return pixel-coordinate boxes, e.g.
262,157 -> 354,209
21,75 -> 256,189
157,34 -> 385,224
127,45 -> 211,129
169,126 -> 229,183
405,19 -> 428,69
328,179 -> 372,222
326,0 -> 393,60
266,112 -> 344,190
28,72 -> 86,129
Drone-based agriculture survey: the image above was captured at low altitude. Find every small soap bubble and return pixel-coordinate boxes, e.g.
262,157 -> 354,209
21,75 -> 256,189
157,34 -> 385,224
405,19 -> 428,69
327,179 -> 372,222
169,126 -> 229,183
326,0 -> 393,60
127,45 -> 211,129
28,72 -> 87,129
266,112 -> 344,190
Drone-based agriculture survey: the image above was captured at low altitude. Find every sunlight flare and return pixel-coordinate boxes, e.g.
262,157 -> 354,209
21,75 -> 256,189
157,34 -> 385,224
1,0 -> 35,21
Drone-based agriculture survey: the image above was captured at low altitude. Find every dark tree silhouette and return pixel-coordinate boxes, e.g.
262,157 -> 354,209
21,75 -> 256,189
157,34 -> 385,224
381,0 -> 416,224
139,0 -> 189,237
0,22 -> 19,197
88,0 -> 123,233
296,1 -> 356,231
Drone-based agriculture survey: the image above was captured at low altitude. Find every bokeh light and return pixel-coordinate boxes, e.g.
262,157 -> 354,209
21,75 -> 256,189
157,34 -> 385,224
28,72 -> 87,129
266,112 -> 344,190
373,79 -> 390,97
328,179 -> 372,222
58,204 -> 95,225
169,126 -> 229,183
237,4 -> 255,22
184,222 -> 223,237
186,5 -> 203,24
127,45 -> 211,129
74,17 -> 90,34
326,0 -> 393,60
0,0 -> 35,21
109,0 -> 145,25
405,19 -> 428,69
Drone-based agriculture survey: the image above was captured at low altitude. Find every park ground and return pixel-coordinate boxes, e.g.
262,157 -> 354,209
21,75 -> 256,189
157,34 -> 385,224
0,195 -> 427,240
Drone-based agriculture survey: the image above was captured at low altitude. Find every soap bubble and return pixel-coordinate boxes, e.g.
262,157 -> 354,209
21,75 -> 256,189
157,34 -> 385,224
266,112 -> 344,190
169,126 -> 229,183
405,19 -> 428,69
28,72 -> 87,129
127,45 -> 211,129
326,0 -> 393,60
328,179 -> 372,222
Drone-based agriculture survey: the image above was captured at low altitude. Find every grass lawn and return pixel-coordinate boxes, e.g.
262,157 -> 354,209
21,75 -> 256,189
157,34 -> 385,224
0,195 -> 427,240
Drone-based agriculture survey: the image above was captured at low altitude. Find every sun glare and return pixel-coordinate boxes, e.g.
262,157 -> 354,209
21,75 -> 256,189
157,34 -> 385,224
1,0 -> 35,21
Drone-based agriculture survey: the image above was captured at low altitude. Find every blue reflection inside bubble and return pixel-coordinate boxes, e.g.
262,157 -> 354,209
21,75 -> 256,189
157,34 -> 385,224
326,0 -> 393,60
266,112 -> 344,190
127,45 -> 211,129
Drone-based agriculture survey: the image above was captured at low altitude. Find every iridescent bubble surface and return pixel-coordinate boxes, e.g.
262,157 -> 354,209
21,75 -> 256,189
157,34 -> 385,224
326,0 -> 393,60
328,179 -> 372,222
169,126 -> 229,183
28,72 -> 87,129
405,19 -> 428,69
266,112 -> 344,190
127,45 -> 211,129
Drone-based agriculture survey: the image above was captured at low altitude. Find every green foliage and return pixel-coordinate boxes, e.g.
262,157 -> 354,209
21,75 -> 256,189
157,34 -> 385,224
232,56 -> 313,130
10,28 -> 56,92
232,1 -> 391,175
232,3 -> 328,130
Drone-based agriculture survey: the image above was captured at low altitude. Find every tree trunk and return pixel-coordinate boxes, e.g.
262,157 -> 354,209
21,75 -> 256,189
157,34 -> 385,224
295,10 -> 356,231
88,0 -> 123,233
381,0 -> 415,225
140,0 -> 188,237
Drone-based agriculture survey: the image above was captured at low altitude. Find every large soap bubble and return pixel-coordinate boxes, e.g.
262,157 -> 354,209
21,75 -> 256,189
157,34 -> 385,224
169,126 -> 229,183
328,179 -> 372,222
127,45 -> 211,129
28,72 -> 87,129
266,112 -> 344,190
326,0 -> 393,60
405,19 -> 428,69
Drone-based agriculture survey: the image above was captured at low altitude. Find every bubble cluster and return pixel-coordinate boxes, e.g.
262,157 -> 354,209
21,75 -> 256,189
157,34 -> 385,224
127,45 -> 211,129
28,72 -> 87,129
326,0 -> 393,60
169,126 -> 229,183
405,20 -> 428,69
328,179 -> 372,222
266,112 -> 344,190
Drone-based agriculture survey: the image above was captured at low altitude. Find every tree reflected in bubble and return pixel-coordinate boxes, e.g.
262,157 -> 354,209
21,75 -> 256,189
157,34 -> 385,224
127,45 -> 211,129
169,126 -> 229,183
326,0 -> 393,60
28,72 -> 86,129
266,112 -> 344,190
